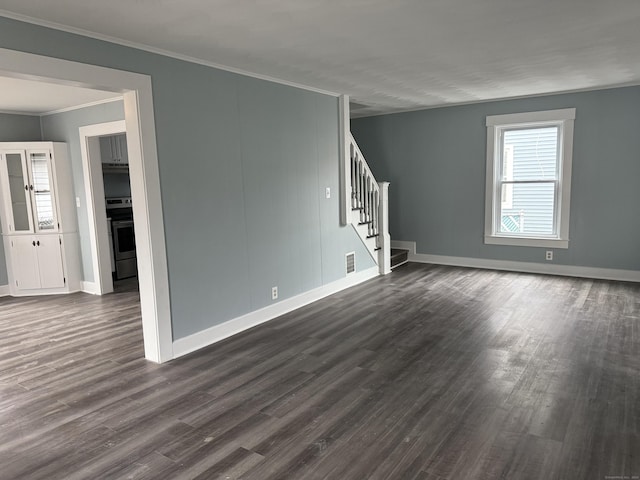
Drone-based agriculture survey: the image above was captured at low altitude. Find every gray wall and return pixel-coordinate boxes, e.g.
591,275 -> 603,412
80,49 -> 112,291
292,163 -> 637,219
40,101 -> 125,282
0,112 -> 43,286
0,16 -> 374,339
351,86 -> 640,271
0,112 -> 42,140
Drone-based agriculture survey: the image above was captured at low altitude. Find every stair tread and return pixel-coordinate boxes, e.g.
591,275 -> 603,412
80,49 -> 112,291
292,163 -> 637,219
390,248 -> 409,270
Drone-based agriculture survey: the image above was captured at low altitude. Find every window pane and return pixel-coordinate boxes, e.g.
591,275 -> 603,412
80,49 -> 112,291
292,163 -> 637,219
30,152 -> 55,231
504,127 -> 558,181
6,153 -> 31,231
500,182 -> 555,235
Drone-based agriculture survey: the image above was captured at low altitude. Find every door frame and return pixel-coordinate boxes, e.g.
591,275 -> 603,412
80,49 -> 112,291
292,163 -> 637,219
0,47 -> 173,363
79,120 -> 126,296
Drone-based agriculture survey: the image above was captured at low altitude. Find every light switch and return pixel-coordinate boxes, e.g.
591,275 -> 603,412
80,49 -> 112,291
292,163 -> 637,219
325,187 -> 331,199
76,196 -> 81,208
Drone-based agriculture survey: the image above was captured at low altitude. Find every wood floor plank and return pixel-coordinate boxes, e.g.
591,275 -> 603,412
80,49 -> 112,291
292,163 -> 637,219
1,264 -> 639,479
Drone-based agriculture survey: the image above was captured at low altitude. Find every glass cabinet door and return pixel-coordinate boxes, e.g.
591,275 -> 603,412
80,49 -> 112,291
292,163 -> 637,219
3,151 -> 33,233
28,150 -> 58,232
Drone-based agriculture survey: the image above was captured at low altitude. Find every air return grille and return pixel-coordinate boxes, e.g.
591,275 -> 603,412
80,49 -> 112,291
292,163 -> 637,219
345,252 -> 356,275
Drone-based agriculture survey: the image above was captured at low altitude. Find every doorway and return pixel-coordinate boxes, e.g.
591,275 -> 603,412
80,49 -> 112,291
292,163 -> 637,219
0,47 -> 173,363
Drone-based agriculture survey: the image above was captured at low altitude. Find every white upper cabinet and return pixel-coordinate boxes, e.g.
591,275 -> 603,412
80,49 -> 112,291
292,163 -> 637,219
100,134 -> 128,165
0,142 -> 76,235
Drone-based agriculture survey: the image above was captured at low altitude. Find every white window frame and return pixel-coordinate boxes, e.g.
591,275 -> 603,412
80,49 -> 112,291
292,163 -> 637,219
484,108 -> 576,249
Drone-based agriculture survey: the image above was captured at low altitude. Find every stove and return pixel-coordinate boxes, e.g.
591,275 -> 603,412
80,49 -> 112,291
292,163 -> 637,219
106,197 -> 136,280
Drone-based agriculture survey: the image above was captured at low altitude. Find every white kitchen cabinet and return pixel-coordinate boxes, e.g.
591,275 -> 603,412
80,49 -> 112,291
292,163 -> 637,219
10,235 -> 65,290
100,134 -> 128,165
0,142 -> 81,296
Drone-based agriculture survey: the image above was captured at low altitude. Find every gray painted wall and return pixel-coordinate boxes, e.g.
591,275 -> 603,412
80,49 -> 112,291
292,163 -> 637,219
351,86 -> 640,271
40,101 -> 125,282
0,112 -> 43,286
0,112 -> 42,140
0,16 -> 374,339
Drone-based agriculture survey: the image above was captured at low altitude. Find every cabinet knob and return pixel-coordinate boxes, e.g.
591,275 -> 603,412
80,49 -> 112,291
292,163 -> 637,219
25,185 -> 29,191
32,240 -> 36,246
29,185 -> 34,191
37,240 -> 40,246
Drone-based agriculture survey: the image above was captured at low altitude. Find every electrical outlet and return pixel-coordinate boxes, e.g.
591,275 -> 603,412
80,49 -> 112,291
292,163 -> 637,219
325,187 -> 331,199
545,250 -> 553,261
271,286 -> 278,300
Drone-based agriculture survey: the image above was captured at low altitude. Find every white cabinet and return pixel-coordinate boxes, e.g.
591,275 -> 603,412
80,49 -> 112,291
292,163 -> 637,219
0,142 -> 81,296
1,148 -> 60,233
10,235 -> 65,290
100,134 -> 128,165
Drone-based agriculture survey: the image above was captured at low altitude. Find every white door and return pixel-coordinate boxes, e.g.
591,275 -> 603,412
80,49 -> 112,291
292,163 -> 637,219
36,235 -> 65,289
12,236 -> 40,290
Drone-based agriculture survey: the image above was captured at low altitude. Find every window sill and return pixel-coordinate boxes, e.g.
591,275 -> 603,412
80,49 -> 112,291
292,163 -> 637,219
484,235 -> 568,249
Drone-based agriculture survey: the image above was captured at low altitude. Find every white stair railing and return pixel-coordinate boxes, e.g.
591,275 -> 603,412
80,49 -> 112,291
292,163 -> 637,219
347,132 -> 391,275
338,95 -> 390,275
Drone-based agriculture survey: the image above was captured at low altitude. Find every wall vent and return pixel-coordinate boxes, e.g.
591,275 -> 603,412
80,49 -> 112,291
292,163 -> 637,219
345,252 -> 356,275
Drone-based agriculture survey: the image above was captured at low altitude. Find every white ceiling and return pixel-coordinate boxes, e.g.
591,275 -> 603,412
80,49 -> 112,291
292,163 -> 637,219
1,1 -> 640,117
0,76 -> 121,115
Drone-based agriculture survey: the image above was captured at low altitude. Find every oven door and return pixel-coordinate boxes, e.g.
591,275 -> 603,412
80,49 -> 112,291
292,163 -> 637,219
112,220 -> 136,260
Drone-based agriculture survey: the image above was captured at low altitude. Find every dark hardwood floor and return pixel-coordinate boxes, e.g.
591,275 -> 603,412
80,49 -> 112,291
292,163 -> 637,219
1,263 -> 639,479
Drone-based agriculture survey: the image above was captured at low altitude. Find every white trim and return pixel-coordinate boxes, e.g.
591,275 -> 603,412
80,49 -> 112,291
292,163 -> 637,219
484,108 -> 575,249
80,280 -> 98,294
338,95 -> 350,225
173,266 -> 380,359
486,108 -> 576,126
0,47 -> 173,363
0,108 -> 42,116
407,251 -> 640,283
41,97 -> 123,117
0,284 -> 9,297
0,10 -> 339,99
79,121 -> 126,296
484,235 -> 569,249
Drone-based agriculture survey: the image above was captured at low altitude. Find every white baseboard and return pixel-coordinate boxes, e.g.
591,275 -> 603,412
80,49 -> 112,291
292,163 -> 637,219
80,281 -> 99,294
0,285 -> 10,297
172,267 -> 379,359
394,241 -> 640,282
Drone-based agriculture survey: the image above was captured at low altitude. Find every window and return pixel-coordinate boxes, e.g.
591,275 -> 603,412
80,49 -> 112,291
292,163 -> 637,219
484,108 -> 575,248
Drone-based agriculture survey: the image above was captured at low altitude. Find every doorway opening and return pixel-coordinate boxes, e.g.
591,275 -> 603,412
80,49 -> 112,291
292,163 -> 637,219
0,47 -> 173,363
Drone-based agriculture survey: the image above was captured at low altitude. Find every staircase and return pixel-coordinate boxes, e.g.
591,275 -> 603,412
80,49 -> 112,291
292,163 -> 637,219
391,248 -> 409,269
342,132 -> 391,274
339,95 -> 394,275
342,132 -> 408,272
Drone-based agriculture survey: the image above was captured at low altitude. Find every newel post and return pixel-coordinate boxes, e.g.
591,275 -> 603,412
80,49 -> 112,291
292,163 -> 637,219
338,95 -> 350,226
378,181 -> 391,275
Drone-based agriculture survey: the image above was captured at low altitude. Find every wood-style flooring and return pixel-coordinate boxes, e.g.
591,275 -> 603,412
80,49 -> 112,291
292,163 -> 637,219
1,263 -> 639,479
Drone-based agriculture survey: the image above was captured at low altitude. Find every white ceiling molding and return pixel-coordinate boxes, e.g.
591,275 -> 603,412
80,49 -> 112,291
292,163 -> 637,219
0,75 -> 122,114
0,9 -> 340,98
40,96 -> 123,116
